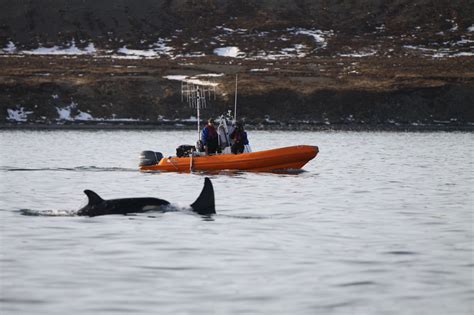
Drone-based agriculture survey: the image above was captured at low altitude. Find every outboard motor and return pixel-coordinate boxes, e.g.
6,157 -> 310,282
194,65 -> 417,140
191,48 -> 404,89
140,151 -> 163,166
176,145 -> 196,157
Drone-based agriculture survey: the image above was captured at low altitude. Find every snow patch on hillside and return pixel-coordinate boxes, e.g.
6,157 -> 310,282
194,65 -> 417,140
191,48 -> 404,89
446,19 -> 459,32
403,44 -> 472,58
56,101 -> 93,121
75,111 -> 93,120
153,38 -> 174,56
116,38 -> 174,58
163,75 -> 188,81
450,52 -> 474,57
7,107 -> 33,122
288,28 -> 333,48
339,50 -> 378,58
22,40 -> 96,55
163,74 -> 222,86
213,46 -> 243,58
195,73 -> 224,77
117,47 -> 157,58
2,41 -> 17,53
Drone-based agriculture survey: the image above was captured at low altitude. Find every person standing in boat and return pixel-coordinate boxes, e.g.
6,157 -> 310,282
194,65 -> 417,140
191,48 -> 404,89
230,121 -> 249,154
201,118 -> 219,155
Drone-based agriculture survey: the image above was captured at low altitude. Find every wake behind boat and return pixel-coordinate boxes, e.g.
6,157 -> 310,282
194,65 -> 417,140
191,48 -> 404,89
139,75 -> 319,172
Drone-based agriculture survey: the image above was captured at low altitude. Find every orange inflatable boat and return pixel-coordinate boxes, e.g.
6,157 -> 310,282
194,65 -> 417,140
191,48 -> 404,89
139,145 -> 319,172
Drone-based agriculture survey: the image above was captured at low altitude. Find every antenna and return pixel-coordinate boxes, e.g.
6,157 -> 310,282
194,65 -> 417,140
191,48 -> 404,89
234,74 -> 238,123
181,79 -> 216,140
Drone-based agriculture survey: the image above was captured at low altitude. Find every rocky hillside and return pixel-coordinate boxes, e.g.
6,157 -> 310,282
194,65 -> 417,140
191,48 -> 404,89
0,0 -> 473,128
1,0 -> 473,46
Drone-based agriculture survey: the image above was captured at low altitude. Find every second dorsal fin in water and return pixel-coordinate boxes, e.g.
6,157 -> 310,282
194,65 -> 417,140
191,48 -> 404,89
190,178 -> 215,215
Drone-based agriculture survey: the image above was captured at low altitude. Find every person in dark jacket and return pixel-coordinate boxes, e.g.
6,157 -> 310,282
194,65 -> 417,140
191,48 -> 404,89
230,121 -> 249,154
201,118 -> 219,155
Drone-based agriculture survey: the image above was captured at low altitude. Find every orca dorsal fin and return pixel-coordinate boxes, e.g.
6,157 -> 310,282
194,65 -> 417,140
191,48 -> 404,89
190,177 -> 216,215
84,190 -> 104,205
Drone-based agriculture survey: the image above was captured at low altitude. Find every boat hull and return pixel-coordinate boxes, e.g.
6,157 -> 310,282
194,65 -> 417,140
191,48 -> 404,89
140,145 -> 318,172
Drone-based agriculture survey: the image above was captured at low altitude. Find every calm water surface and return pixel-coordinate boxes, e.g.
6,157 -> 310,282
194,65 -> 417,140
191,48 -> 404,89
0,130 -> 473,315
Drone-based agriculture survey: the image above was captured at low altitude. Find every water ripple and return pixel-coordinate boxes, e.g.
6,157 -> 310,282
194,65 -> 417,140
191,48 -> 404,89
384,251 -> 419,255
18,209 -> 77,216
0,297 -> 47,305
1,166 -> 136,172
337,280 -> 378,287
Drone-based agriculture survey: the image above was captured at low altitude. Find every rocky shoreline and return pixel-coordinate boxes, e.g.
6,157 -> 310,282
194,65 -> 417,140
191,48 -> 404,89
2,120 -> 472,132
1,54 -> 473,128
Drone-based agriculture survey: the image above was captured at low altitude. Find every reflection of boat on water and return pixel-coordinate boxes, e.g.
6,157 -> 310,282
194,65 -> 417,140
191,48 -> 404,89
139,75 -> 319,172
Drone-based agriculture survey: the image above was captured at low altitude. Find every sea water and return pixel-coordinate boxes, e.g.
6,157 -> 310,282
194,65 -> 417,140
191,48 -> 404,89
0,130 -> 472,314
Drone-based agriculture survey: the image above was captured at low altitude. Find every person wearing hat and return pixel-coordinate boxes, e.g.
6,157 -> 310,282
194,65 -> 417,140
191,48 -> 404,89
230,121 -> 249,154
201,118 -> 219,155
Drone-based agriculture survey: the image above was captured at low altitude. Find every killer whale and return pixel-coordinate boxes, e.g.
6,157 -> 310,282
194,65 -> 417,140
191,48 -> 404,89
77,178 -> 215,216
